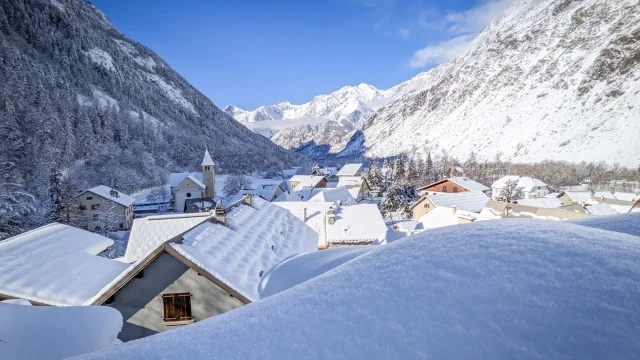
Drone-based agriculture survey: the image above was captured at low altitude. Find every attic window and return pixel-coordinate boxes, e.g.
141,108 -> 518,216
453,187 -> 458,193
162,293 -> 192,323
442,186 -> 448,192
86,196 -> 93,200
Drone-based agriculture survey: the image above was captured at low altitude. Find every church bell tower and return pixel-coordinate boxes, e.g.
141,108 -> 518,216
201,148 -> 215,198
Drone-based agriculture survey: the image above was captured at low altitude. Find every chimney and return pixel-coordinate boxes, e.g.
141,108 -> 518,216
303,207 -> 307,223
244,193 -> 252,207
328,214 -> 336,225
110,188 -> 119,198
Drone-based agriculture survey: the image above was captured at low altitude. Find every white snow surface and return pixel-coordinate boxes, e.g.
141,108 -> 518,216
170,197 -> 318,301
491,176 -> 548,191
515,197 -> 562,208
326,204 -> 387,244
336,163 -> 363,177
567,212 -> 640,237
308,187 -> 358,206
258,247 -> 371,298
77,219 -> 640,359
424,191 -> 490,213
0,223 -> 129,306
0,302 -> 122,360
144,73 -> 198,115
417,206 -> 488,229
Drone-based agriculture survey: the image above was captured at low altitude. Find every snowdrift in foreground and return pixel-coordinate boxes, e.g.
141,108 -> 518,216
0,303 -> 122,360
78,218 -> 640,359
567,212 -> 640,237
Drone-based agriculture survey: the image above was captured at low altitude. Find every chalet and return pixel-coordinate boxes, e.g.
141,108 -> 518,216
0,223 -> 129,305
92,196 -> 317,341
491,176 -> 550,200
169,149 -> 216,213
235,181 -> 287,202
71,185 -> 135,231
418,177 -> 490,196
288,175 -> 327,190
410,191 -> 489,221
275,202 -> 387,249
336,176 -> 370,201
336,163 -> 363,178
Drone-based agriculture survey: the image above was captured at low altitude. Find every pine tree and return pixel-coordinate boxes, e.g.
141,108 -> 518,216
394,154 -> 405,183
310,163 -> 323,176
380,186 -> 398,218
464,151 -> 479,178
424,151 -> 434,184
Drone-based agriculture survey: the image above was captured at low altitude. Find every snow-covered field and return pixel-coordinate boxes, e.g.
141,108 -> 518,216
77,216 -> 640,359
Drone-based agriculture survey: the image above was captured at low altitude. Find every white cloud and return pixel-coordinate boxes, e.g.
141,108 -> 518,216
443,0 -> 519,34
397,28 -> 411,39
407,34 -> 477,68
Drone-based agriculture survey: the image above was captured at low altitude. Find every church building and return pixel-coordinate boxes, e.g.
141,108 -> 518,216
169,149 -> 216,213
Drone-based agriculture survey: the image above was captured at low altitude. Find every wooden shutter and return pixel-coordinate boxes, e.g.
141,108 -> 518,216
163,294 -> 177,321
162,293 -> 192,322
176,293 -> 192,320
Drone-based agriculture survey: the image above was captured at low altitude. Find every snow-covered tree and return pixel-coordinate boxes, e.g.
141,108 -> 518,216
310,163 -> 323,176
497,179 -> 522,203
406,158 -> 418,186
223,174 -> 251,196
0,161 -> 35,240
366,160 -> 384,189
394,155 -> 405,183
424,151 -> 435,184
380,186 -> 399,218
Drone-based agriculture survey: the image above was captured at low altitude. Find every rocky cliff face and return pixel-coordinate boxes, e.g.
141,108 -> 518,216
358,0 -> 640,166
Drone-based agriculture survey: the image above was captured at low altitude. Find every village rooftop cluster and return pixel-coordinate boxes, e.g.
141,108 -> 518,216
1,149 -> 639,358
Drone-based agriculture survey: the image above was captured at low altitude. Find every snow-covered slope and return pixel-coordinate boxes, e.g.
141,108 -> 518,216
358,0 -> 640,166
76,217 -> 640,359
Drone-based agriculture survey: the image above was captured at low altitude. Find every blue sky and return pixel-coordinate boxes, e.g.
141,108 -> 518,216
91,0 -> 514,110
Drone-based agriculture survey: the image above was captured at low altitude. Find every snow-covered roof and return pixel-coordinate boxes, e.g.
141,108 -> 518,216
123,212 -> 214,263
327,204 -> 387,244
484,200 -> 592,221
308,187 -> 357,205
613,192 -> 640,202
237,183 -> 283,201
273,190 -> 303,202
593,191 -> 616,199
273,202 -> 329,248
491,176 -> 548,192
0,223 -> 129,306
0,302 -> 123,360
201,149 -> 214,166
514,197 -> 562,208
78,219 -> 640,359
421,191 -> 489,213
336,163 -> 363,176
289,175 -> 326,187
281,167 -> 301,177
560,191 -> 594,204
258,247 -> 371,298
419,177 -> 489,192
169,197 -> 318,301
417,207 -> 491,230
84,185 -> 135,207
336,176 -> 364,188
169,172 -> 203,188
584,203 -> 618,216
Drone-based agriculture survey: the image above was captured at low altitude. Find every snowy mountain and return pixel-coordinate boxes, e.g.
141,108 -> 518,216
354,0 -> 640,166
0,0 -> 301,197
224,84 -> 391,149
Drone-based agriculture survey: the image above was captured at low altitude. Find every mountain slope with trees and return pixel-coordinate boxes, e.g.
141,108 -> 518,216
0,0 -> 301,238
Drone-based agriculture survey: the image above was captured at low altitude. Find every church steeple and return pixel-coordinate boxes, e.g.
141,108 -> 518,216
202,148 -> 215,198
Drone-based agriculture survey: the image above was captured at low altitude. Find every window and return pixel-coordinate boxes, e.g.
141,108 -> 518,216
86,196 -> 93,200
93,214 -> 99,220
453,187 -> 458,193
91,204 -> 100,210
424,203 -> 430,208
186,192 -> 192,198
163,293 -> 192,322
442,186 -> 448,193
204,166 -> 210,170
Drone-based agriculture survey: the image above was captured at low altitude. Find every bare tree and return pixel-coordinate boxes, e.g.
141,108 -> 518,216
497,179 -> 522,203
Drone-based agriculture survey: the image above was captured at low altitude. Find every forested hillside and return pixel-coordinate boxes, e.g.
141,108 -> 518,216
0,0 -> 301,238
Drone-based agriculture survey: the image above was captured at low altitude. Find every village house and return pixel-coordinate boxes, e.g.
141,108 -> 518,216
288,175 -> 327,190
410,191 -> 490,221
0,223 -> 130,305
235,181 -> 287,202
275,202 -> 387,249
336,176 -> 371,201
169,149 -> 216,213
491,176 -> 551,200
336,163 -> 363,178
71,185 -> 135,231
418,177 -> 490,196
90,196 -> 317,341
415,206 -> 491,230
557,191 -> 595,206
